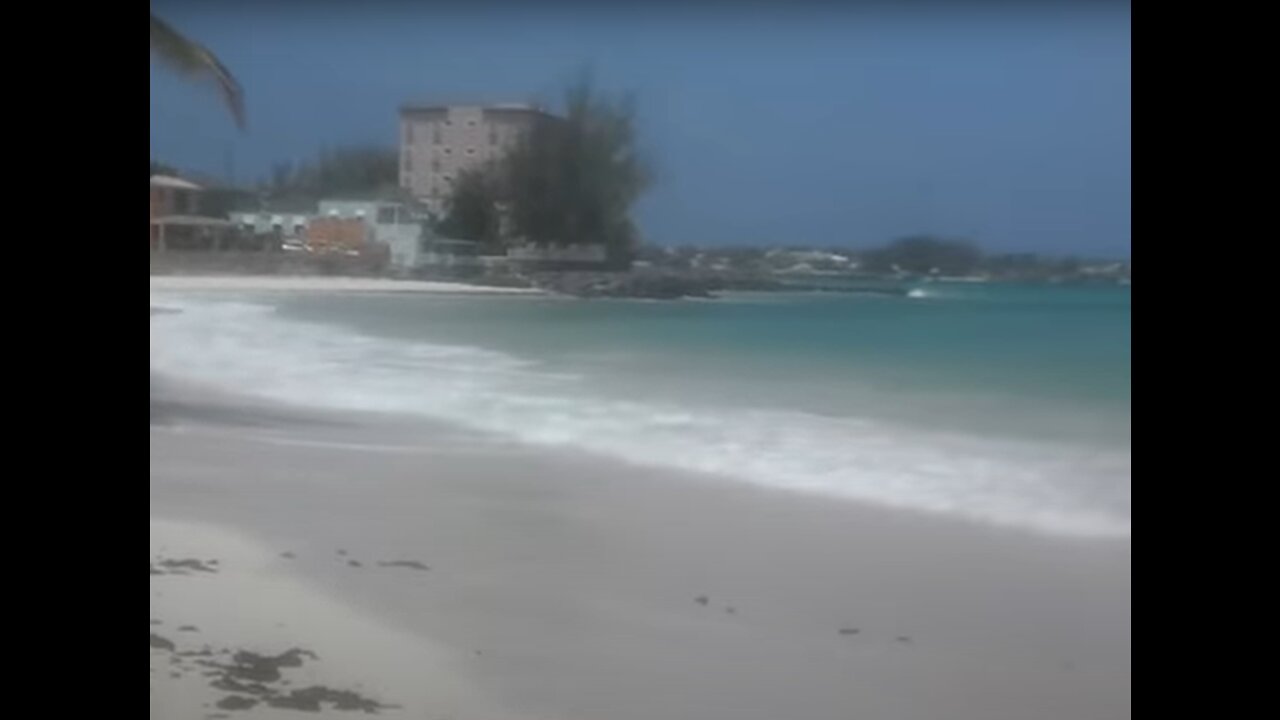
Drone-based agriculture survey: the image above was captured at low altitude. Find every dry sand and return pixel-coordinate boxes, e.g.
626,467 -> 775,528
150,377 -> 1131,720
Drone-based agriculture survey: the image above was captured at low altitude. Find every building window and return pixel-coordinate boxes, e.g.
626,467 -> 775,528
468,120 -> 477,127
466,148 -> 476,156
444,148 -> 452,155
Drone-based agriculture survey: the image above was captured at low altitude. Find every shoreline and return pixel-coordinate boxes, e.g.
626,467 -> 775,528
151,379 -> 1131,720
149,274 -> 545,296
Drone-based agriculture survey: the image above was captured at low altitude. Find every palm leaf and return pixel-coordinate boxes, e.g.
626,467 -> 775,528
150,13 -> 245,130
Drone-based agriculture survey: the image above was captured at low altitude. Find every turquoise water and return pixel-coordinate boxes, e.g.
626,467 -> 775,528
275,284 -> 1131,445
150,283 -> 1132,537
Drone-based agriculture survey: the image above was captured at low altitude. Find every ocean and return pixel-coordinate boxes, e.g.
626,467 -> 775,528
149,283 -> 1131,539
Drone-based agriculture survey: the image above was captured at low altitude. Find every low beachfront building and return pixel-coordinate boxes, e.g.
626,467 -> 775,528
230,211 -> 312,249
150,175 -> 239,252
316,200 -> 427,273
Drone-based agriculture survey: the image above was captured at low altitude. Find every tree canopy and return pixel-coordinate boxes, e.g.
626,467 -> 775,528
441,75 -> 651,266
262,146 -> 401,202
437,167 -> 504,249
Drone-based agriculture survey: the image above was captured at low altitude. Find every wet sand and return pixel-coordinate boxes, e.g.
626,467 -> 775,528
150,377 -> 1131,720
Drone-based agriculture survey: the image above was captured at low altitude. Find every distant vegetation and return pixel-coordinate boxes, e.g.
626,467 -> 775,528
861,236 -> 983,277
261,146 -> 402,205
150,160 -> 179,179
637,237 -> 1130,285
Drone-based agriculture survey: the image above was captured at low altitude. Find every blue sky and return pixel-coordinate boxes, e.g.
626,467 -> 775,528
150,2 -> 1131,256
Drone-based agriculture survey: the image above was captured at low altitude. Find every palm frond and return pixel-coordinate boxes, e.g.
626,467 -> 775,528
150,14 -> 245,130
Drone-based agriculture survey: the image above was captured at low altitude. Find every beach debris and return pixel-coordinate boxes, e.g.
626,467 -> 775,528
149,555 -> 390,712
377,560 -> 431,572
266,686 -> 390,713
896,636 -> 914,645
215,695 -> 259,711
222,649 -> 319,683
212,676 -> 274,696
153,558 -> 220,575
348,560 -> 363,568
695,596 -> 710,606
839,628 -> 861,637
280,552 -> 297,560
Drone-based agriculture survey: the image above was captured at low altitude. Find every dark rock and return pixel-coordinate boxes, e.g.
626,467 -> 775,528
535,271 -> 716,300
150,634 -> 176,652
179,626 -> 200,633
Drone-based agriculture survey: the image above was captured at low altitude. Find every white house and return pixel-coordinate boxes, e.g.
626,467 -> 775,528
316,200 -> 427,273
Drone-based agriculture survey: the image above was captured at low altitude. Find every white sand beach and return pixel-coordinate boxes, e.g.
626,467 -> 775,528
150,376 -> 1131,720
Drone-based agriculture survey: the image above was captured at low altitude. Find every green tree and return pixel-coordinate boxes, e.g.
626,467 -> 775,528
438,167 -> 504,249
150,160 -> 179,178
502,75 -> 651,267
150,14 -> 245,130
262,146 -> 400,201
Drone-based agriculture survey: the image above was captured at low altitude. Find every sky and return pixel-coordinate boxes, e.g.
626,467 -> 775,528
150,1 -> 1131,257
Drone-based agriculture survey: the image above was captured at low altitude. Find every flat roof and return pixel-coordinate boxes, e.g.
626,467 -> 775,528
150,215 -> 234,227
150,175 -> 203,191
399,103 -> 556,118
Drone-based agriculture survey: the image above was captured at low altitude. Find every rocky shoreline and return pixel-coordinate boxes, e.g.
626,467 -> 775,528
524,271 -> 913,300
